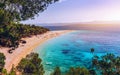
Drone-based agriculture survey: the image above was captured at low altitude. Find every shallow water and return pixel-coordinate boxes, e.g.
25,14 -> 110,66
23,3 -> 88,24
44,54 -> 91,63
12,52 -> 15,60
34,30 -> 120,74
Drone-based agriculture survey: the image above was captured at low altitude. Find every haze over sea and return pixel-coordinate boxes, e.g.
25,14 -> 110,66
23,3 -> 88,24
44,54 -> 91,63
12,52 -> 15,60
34,23 -> 120,74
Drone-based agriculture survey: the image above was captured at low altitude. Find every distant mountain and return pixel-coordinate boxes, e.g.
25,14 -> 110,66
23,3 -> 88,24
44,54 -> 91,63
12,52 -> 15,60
82,21 -> 120,24
39,21 -> 120,33
38,21 -> 120,26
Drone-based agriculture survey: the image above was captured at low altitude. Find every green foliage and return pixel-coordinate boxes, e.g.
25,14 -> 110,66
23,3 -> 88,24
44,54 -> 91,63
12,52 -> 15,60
0,52 -> 6,72
17,52 -> 44,75
9,65 -> 16,75
0,9 -> 13,25
51,67 -> 61,75
0,0 -> 59,21
0,0 -> 58,48
0,23 -> 49,47
66,67 -> 90,75
9,70 -> 16,75
92,53 -> 120,75
2,69 -> 8,75
51,67 -> 90,75
0,0 -> 57,48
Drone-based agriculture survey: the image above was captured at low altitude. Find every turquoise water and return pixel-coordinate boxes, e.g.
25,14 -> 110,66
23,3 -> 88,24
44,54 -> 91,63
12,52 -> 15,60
34,30 -> 120,74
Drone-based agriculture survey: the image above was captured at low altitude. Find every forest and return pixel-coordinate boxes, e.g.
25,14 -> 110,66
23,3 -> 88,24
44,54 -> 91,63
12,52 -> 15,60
0,0 -> 58,48
0,23 -> 49,48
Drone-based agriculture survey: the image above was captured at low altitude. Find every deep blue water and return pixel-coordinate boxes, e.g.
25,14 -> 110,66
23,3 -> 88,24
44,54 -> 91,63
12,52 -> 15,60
34,30 -> 120,74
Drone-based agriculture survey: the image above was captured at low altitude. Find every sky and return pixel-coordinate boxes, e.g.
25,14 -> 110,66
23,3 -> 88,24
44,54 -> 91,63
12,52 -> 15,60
22,0 -> 120,24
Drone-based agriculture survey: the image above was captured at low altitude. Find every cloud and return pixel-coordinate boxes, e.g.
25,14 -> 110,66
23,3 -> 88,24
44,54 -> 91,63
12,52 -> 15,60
58,0 -> 67,3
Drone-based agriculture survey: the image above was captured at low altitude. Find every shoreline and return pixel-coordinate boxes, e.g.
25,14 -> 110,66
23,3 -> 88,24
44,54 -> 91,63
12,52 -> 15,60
0,30 -> 73,72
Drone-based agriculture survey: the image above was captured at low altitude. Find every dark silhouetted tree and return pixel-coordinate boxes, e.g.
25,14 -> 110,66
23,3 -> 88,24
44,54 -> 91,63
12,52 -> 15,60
0,52 -> 6,73
91,48 -> 95,54
17,52 -> 44,75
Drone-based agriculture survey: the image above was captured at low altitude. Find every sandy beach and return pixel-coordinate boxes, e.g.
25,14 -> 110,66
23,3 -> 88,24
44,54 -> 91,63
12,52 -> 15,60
0,30 -> 73,72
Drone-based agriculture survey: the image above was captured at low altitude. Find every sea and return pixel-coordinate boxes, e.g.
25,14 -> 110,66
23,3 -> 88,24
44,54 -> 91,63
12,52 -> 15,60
34,24 -> 120,74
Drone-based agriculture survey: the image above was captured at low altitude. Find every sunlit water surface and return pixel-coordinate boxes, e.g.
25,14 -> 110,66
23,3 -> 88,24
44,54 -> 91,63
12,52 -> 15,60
34,30 -> 120,74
